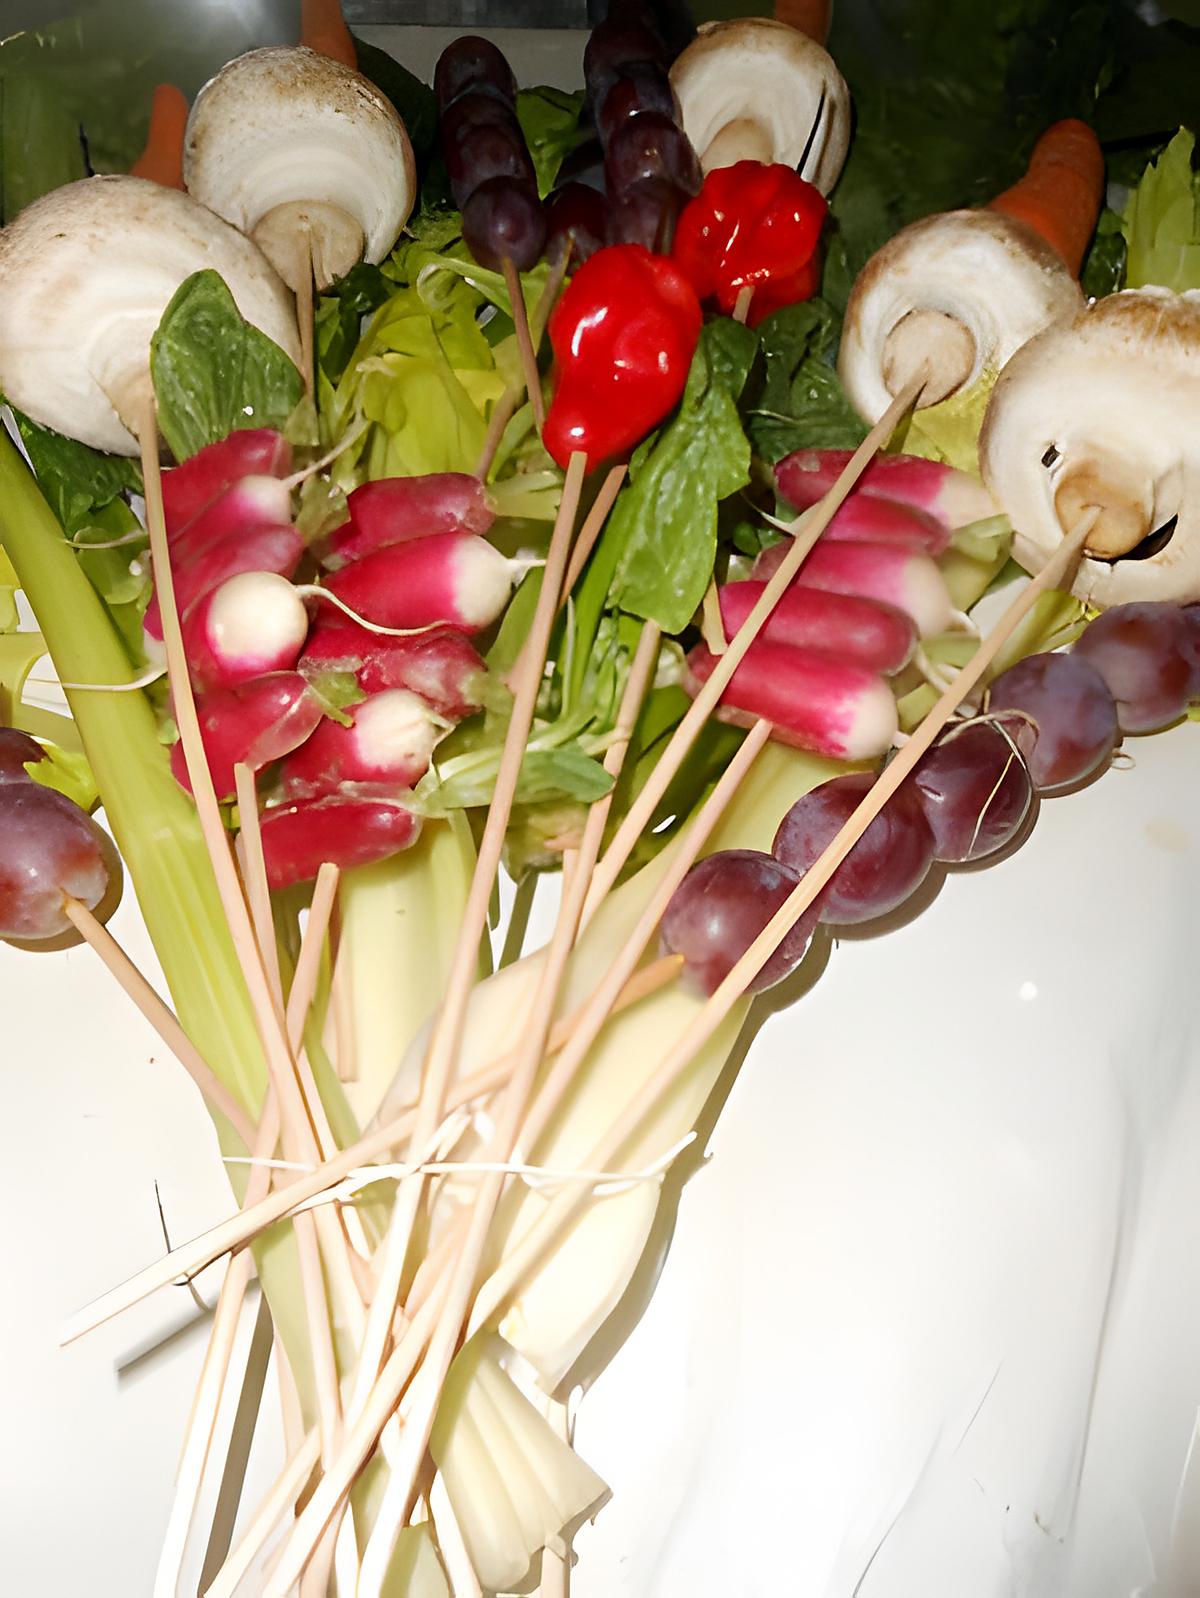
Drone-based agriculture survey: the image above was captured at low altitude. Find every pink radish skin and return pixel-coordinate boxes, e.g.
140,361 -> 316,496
719,582 -> 916,675
171,672 -> 323,801
775,448 -> 996,532
168,475 -> 295,564
821,496 -> 951,555
323,532 -> 519,634
686,641 -> 899,760
279,689 -> 443,800
145,523 -> 302,643
301,619 -> 486,721
328,474 -> 496,566
162,430 -> 292,534
752,540 -> 952,638
259,794 -> 421,889
182,572 -> 310,691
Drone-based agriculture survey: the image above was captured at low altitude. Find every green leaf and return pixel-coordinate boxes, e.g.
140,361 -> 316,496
746,301 -> 867,463
0,73 -> 87,224
603,318 -> 757,635
150,271 -> 304,461
316,261 -> 392,385
1081,207 -> 1128,298
1121,127 -> 1200,292
516,85 -> 585,199
12,409 -> 142,535
26,740 -> 99,811
420,744 -> 613,813
351,36 -> 438,166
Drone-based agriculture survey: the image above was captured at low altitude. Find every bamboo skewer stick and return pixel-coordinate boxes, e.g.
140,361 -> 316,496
60,954 -> 679,1346
234,762 -> 280,1004
559,464 -> 627,600
469,513 -> 1099,1335
582,372 -> 929,920
732,285 -> 755,324
502,256 -> 545,430
297,227 -> 316,399
475,255 -> 568,480
356,615 -> 667,1589
285,862 -> 340,1050
342,453 -> 588,1424
60,897 -> 255,1148
201,1430 -> 322,1598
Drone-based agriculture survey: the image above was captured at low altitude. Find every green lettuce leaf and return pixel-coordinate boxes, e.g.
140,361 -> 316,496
151,270 -> 304,461
746,300 -> 867,463
25,739 -> 99,811
1122,127 -> 1200,291
516,86 -> 584,198
11,409 -> 141,535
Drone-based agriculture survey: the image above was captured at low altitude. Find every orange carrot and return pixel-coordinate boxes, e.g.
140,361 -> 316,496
773,0 -> 833,43
301,0 -> 357,69
988,118 -> 1105,278
129,83 -> 189,191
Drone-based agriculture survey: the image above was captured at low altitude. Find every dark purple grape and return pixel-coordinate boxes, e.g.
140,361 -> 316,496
0,784 -> 114,942
910,720 -> 1034,865
601,0 -> 696,58
584,20 -> 666,97
1071,602 -> 1194,734
555,136 -> 607,194
546,183 -> 610,265
606,176 -> 687,252
439,90 -> 522,151
660,849 -> 819,997
434,36 -> 517,111
447,122 -> 536,210
0,726 -> 46,784
773,772 -> 935,927
461,177 -> 547,272
605,110 -> 702,198
987,652 -> 1117,793
596,62 -> 678,146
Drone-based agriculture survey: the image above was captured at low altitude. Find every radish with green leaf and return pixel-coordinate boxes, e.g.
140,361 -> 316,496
278,688 -> 445,800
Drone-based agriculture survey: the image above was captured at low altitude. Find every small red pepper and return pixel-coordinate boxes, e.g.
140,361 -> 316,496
543,244 -> 703,472
672,161 -> 828,326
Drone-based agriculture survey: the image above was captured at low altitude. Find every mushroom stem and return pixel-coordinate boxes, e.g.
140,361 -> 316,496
881,309 -> 975,406
701,116 -> 775,172
253,199 -> 365,294
1054,456 -> 1154,559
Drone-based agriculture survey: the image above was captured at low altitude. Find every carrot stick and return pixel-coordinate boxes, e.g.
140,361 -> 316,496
773,0 -> 833,44
301,0 -> 357,69
988,118 -> 1105,278
129,84 -> 189,191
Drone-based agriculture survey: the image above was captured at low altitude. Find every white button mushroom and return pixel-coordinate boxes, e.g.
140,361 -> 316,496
838,210 -> 1085,423
668,18 -> 851,194
979,287 -> 1200,608
184,46 -> 416,295
0,175 -> 301,456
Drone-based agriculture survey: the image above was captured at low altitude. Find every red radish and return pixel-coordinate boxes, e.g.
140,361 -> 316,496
775,448 -> 996,532
300,618 -> 486,721
145,523 -> 302,643
718,581 -> 916,675
752,540 -> 952,638
322,532 -> 521,635
170,673 -> 322,801
161,430 -> 292,534
168,474 -> 296,564
686,640 -> 899,760
821,495 -> 951,555
181,572 -> 310,691
278,689 -> 443,800
259,793 -> 421,889
328,473 -> 497,566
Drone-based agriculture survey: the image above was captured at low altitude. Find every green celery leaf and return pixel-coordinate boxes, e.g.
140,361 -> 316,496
150,270 -> 304,461
12,409 -> 142,535
1121,128 -> 1200,292
25,740 -> 99,811
516,86 -> 585,198
747,300 -> 867,463
604,318 -> 757,635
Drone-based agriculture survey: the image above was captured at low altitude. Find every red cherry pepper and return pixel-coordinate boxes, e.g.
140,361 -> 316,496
672,161 -> 828,327
542,244 -> 703,472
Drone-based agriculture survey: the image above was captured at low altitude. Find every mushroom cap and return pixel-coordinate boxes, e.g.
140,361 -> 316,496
184,47 -> 415,285
0,175 -> 300,456
979,287 -> 1200,607
669,18 -> 851,195
839,210 -> 1084,424
977,287 -> 1200,604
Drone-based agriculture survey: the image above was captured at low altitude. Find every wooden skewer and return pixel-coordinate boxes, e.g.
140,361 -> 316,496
59,953 -> 680,1347
285,862 -> 340,1051
502,256 -> 545,430
61,897 -> 255,1149
201,1430 -> 322,1598
356,616 -> 667,1585
474,388 -> 520,482
297,226 -> 316,399
234,763 -> 281,1004
341,453 -> 587,1427
732,285 -> 755,325
470,513 -> 1100,1335
582,372 -> 930,923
